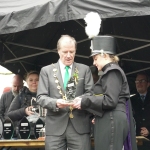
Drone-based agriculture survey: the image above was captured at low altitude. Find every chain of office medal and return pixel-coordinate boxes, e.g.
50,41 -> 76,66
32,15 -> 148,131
52,64 -> 78,118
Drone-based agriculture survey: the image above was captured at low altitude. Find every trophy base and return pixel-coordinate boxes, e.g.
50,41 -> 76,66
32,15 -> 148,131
65,100 -> 74,103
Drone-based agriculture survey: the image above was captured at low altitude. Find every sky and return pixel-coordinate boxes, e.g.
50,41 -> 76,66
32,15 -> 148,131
0,65 -> 14,96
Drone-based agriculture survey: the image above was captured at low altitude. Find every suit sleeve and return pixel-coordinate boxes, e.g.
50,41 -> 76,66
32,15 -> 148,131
7,96 -> 26,121
0,94 -> 5,121
36,67 -> 58,112
81,70 -> 123,116
83,66 -> 94,95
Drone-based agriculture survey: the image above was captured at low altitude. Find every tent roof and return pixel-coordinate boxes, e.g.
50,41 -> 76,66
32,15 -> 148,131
1,0 -> 150,34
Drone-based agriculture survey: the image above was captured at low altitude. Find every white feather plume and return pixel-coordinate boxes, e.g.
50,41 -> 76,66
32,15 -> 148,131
84,12 -> 101,39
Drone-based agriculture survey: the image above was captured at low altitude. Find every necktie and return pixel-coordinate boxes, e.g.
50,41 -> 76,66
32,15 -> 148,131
64,66 -> 70,89
141,95 -> 145,102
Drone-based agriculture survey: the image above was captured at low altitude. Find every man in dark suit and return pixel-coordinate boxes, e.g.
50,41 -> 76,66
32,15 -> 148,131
37,35 -> 93,150
0,74 -> 23,121
131,72 -> 150,149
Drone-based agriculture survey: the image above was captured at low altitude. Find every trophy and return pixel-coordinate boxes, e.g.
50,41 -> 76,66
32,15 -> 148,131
30,118 -> 45,139
30,97 -> 39,113
65,76 -> 77,118
30,97 -> 47,117
18,117 -> 30,139
24,97 -> 46,139
65,76 -> 77,103
38,125 -> 45,140
3,117 -> 14,139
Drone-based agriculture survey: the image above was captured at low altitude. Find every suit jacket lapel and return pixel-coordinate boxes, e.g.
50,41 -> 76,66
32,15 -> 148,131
55,62 -> 65,94
71,62 -> 76,77
71,62 -> 78,97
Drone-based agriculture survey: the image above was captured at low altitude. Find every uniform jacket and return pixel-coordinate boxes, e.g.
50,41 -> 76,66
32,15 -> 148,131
0,90 -> 14,121
81,62 -> 137,150
81,62 -> 130,116
131,92 -> 150,138
36,62 -> 93,136
7,86 -> 37,122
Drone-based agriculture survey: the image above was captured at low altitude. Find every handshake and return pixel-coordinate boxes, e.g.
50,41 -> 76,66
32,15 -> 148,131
56,97 -> 82,109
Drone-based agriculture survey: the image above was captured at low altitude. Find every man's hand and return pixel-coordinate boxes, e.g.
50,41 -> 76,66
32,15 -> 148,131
25,106 -> 34,116
72,97 -> 82,109
140,127 -> 149,137
56,99 -> 71,108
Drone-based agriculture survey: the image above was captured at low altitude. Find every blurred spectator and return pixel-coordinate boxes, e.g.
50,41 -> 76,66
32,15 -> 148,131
7,71 -> 39,125
0,74 -> 23,121
131,72 -> 150,150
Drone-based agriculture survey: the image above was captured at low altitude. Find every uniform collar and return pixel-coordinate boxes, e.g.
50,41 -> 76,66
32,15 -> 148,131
102,62 -> 117,72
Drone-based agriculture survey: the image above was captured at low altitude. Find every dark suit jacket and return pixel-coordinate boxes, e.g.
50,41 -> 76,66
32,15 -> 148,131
131,92 -> 150,138
0,90 -> 14,121
37,62 -> 93,136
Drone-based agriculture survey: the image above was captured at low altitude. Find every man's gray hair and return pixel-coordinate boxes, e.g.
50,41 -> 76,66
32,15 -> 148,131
57,35 -> 77,50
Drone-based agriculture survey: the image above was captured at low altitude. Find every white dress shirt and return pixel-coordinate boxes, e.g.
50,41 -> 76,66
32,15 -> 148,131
58,59 -> 73,83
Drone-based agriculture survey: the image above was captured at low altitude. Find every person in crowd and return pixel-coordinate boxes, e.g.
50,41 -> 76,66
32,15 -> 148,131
72,36 -> 137,150
7,71 -> 39,122
36,35 -> 93,150
0,74 -> 23,121
131,72 -> 150,150
90,65 -> 99,84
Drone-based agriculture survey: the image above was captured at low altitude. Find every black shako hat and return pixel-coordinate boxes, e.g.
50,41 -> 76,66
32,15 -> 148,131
90,36 -> 116,57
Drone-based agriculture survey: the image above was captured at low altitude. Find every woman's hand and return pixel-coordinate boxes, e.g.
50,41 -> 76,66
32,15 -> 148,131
25,106 -> 34,116
72,97 -> 82,109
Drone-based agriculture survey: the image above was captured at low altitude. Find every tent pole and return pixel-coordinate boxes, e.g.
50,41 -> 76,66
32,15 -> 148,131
3,43 -> 27,72
107,34 -> 150,42
5,38 -> 90,52
74,20 -> 85,28
126,67 -> 150,75
6,60 -> 43,67
122,58 -> 150,64
5,42 -> 50,52
4,48 -> 89,63
117,43 -> 150,56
